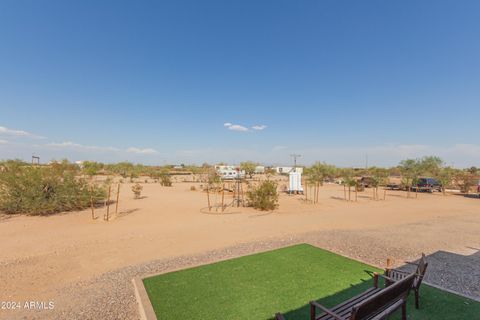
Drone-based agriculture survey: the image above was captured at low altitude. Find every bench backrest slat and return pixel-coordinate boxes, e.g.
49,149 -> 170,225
351,273 -> 415,320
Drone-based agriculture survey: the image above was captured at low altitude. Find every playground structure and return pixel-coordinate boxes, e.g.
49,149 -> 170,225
205,178 -> 246,213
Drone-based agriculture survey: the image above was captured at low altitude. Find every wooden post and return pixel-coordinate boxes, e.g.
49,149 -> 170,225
415,186 -> 418,199
304,179 -> 308,202
344,184 -> 347,200
373,187 -> 376,200
221,183 -> 225,212
105,185 -> 111,221
355,185 -> 358,202
316,182 -> 320,204
240,180 -> 245,207
115,183 -> 120,215
348,185 -> 351,201
387,257 -> 393,270
207,185 -> 211,211
90,194 -> 95,220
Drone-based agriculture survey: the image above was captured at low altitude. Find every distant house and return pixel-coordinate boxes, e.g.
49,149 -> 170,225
254,166 -> 265,174
215,165 -> 245,180
75,161 -> 85,169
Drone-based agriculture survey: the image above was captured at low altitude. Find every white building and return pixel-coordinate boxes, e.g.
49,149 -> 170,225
254,165 -> 265,174
215,165 -> 245,180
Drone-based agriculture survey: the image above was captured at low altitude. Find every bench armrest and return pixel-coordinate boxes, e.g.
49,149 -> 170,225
310,301 -> 343,320
374,272 -> 397,286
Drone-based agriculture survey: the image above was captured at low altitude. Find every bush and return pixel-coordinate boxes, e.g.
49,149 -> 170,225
131,183 -> 143,199
246,180 -> 279,211
0,161 -> 106,215
160,171 -> 172,186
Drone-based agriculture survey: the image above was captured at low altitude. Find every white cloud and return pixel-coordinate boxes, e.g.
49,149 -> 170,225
252,125 -> 267,131
223,122 -> 266,132
0,125 -> 45,139
47,141 -> 120,152
273,145 -> 288,151
126,147 -> 158,155
227,124 -> 249,132
48,142 -> 158,155
224,122 -> 247,131
0,139 -> 8,144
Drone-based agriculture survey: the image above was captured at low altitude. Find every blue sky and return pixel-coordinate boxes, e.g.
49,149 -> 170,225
1,0 -> 479,167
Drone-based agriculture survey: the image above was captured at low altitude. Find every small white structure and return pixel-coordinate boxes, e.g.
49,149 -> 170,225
288,171 -> 304,194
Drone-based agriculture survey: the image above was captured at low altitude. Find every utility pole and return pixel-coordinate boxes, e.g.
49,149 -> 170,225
290,154 -> 301,169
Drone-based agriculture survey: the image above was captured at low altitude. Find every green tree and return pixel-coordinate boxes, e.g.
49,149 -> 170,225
419,156 -> 444,177
305,162 -> 336,203
436,167 -> 454,195
240,161 -> 258,179
399,159 -> 421,195
368,167 -> 389,200
339,168 -> 356,201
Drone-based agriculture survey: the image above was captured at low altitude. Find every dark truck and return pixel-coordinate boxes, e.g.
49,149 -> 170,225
412,178 -> 442,193
359,176 -> 375,187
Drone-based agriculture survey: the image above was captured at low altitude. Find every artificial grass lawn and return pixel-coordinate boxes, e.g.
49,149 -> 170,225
143,244 -> 479,319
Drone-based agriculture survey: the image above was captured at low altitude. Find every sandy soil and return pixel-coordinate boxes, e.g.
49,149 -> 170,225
0,182 -> 479,319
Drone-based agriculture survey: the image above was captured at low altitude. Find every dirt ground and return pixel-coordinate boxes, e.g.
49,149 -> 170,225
1,181 -> 479,319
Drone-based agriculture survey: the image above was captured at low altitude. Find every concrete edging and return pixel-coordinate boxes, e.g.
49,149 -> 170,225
132,277 -> 157,320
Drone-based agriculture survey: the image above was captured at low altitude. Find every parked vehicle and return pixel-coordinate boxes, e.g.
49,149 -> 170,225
413,178 -> 442,193
387,183 -> 401,190
359,176 -> 375,188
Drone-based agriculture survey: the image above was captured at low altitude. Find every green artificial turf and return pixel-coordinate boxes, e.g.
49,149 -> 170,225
143,244 -> 480,319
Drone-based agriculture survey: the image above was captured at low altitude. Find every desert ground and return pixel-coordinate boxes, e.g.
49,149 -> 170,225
1,180 -> 479,319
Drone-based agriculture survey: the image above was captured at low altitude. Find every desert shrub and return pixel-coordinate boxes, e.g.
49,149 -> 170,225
190,185 -> 196,191
246,180 -> 279,211
0,162 -> 106,215
159,170 -> 172,186
454,170 -> 477,193
131,183 -> 143,199
82,161 -> 104,176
